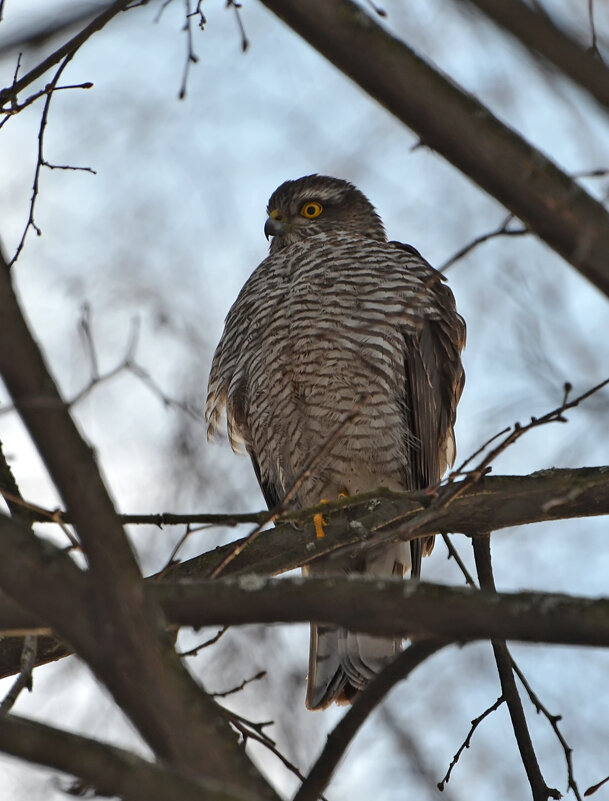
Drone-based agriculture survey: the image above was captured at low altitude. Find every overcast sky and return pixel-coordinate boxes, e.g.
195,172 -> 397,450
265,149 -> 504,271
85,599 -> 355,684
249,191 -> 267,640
1,2 -> 608,799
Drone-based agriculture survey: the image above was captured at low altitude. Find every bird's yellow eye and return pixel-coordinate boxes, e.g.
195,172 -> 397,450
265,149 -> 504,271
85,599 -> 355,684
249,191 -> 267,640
300,201 -> 323,219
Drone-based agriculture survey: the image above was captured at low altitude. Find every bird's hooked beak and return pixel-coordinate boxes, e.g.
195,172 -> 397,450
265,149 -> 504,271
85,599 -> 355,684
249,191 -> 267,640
264,209 -> 286,240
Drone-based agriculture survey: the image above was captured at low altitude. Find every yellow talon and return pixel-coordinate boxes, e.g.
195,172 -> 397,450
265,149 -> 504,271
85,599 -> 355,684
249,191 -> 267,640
314,511 -> 327,539
313,493 -> 350,539
314,499 -> 329,539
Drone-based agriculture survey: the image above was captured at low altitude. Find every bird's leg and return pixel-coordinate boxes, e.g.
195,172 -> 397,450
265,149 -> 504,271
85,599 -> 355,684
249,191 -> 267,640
313,490 -> 349,539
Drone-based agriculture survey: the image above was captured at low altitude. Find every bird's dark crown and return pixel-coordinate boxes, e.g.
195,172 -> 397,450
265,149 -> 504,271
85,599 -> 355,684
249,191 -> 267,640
265,174 -> 386,252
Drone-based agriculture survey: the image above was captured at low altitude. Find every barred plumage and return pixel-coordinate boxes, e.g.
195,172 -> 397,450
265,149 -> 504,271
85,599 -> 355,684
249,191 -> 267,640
206,175 -> 465,709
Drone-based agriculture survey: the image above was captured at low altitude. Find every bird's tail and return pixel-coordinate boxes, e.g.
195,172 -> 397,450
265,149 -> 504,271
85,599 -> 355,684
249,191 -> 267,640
305,541 -> 417,710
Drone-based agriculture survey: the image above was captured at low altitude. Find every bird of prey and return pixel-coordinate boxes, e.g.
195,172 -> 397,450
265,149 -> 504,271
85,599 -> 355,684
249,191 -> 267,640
206,174 -> 465,709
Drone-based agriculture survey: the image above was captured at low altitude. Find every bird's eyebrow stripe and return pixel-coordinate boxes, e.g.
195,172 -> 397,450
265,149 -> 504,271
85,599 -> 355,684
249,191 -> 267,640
298,187 -> 347,203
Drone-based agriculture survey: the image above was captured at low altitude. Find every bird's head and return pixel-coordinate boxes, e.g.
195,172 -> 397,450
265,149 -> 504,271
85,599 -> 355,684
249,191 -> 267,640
264,174 -> 386,253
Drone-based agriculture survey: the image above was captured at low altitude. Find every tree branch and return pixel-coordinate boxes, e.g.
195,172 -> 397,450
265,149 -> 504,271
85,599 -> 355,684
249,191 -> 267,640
0,714 -> 249,801
293,640 -> 446,801
460,0 -> 609,113
165,466 -> 609,581
0,0 -> 136,107
0,248 -> 276,797
5,565 -> 609,651
258,0 -> 609,297
473,535 -> 559,800
150,579 -> 609,649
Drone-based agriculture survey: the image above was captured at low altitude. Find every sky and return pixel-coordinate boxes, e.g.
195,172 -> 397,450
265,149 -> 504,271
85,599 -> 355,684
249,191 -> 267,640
0,1 -> 608,799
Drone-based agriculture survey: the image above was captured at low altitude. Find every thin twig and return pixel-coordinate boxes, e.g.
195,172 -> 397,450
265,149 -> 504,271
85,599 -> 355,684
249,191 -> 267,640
588,0 -> 604,62
438,694 -> 505,790
1,314 -> 203,423
224,708 -> 320,792
178,0 -> 199,99
444,530 -> 582,799
441,533 -> 476,588
439,214 -> 528,272
210,670 -> 266,699
0,81 -> 94,122
78,302 -> 99,378
177,625 -> 229,657
0,488 -> 79,549
0,0 -> 134,105
448,425 -> 511,480
226,0 -> 249,51
370,380 -> 609,550
573,167 -> 609,179
441,377 -> 609,509
9,54 -> 74,268
162,524 -> 195,571
0,636 -> 37,715
472,535 -> 560,800
0,493 -> 267,529
512,660 -> 582,801
585,774 -> 609,797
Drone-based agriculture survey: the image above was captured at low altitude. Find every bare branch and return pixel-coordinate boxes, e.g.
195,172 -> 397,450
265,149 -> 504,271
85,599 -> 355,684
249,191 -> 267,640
587,0 -> 604,62
178,0 -> 200,99
8,54 -> 73,268
0,714 -> 245,801
441,533 -> 476,588
0,0 -> 135,106
512,661 -> 583,801
6,563 -> 609,673
472,536 -> 560,800
227,0 -> 249,52
586,774 -> 609,797
0,636 -> 37,715
164,465 -> 609,582
151,578 -> 609,649
177,625 -> 229,657
226,708 -> 318,796
210,670 -> 266,699
439,214 -> 528,273
293,640 -> 446,801
258,0 -> 609,298
0,246 -> 277,796
461,0 -> 609,106
438,694 -> 505,791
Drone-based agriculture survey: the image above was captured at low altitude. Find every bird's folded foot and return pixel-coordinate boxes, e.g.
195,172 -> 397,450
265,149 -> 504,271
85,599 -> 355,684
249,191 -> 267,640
313,500 -> 329,539
313,491 -> 350,539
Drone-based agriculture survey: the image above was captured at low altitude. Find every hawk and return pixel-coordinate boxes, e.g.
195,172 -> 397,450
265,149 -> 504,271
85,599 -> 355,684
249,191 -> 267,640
206,175 -> 465,709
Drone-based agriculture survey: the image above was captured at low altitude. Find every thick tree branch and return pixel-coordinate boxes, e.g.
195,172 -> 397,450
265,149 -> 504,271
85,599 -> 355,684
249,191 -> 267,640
0,509 -> 276,798
0,714 -> 249,801
5,562 -> 609,651
0,465 -> 606,678
17,465 -> 609,532
258,0 -> 609,297
461,0 -> 609,112
151,578 -> 609,648
0,251 -> 276,798
167,466 -> 609,580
